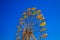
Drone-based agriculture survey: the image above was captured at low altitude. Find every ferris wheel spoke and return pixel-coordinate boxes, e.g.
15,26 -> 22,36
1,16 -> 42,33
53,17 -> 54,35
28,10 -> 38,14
30,19 -> 39,28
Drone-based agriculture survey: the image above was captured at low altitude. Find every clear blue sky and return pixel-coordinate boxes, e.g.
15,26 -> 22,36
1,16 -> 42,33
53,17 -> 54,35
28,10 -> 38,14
0,0 -> 60,40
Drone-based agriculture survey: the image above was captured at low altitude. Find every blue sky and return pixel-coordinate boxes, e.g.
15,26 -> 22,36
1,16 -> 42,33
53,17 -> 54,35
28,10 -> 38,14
0,0 -> 60,40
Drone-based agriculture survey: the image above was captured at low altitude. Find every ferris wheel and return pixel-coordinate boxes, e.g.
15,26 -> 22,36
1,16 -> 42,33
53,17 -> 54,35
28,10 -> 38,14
16,8 -> 48,40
